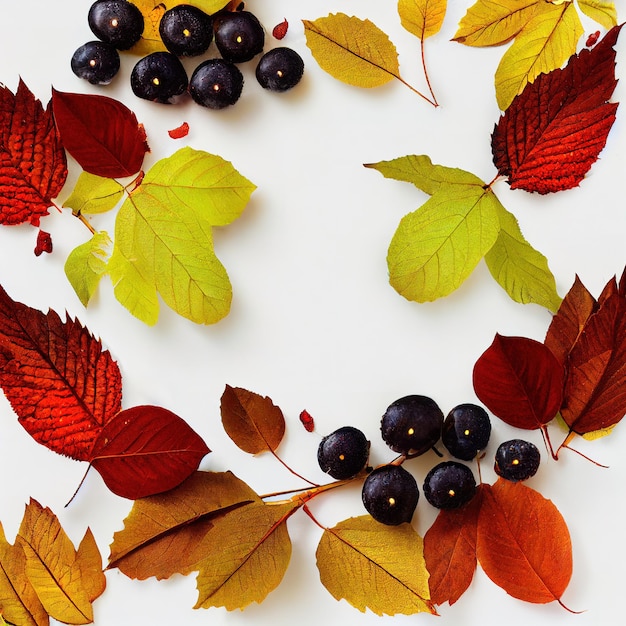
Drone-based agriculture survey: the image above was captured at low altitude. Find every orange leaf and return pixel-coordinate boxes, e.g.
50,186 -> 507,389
477,479 -> 572,605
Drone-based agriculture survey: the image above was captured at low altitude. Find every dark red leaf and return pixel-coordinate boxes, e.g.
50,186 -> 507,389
34,229 -> 53,256
168,122 -> 189,139
0,79 -> 67,226
52,89 -> 149,178
273,18 -> 289,39
299,409 -> 315,432
492,24 -> 622,194
90,405 -> 210,499
473,334 -> 564,430
0,283 -> 122,460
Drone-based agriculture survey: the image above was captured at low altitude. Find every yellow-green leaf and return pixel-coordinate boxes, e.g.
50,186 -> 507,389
577,0 -> 617,29
484,206 -> 561,311
494,1 -> 583,110
453,0 -> 541,46
398,0 -> 447,40
316,515 -> 435,615
65,231 -> 111,306
303,13 -> 400,88
63,172 -> 124,215
194,500 -> 295,610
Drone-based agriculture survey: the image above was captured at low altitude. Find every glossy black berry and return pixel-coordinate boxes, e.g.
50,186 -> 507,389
380,395 -> 443,456
362,465 -> 419,525
189,58 -> 244,109
130,52 -> 188,103
159,4 -> 213,57
213,10 -> 265,63
317,426 -> 370,480
71,41 -> 120,84
256,47 -> 304,92
88,0 -> 144,50
494,439 -> 541,482
442,403 -> 491,461
423,461 -> 476,510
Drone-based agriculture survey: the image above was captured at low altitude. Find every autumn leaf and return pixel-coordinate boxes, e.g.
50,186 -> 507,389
0,79 -> 67,226
0,283 -> 122,461
220,385 -> 286,454
492,24 -> 622,193
578,0 -> 618,30
477,479 -> 572,605
398,0 -> 447,40
89,405 -> 210,499
63,172 -> 124,215
52,90 -> 149,178
472,333 -> 564,430
316,515 -> 435,615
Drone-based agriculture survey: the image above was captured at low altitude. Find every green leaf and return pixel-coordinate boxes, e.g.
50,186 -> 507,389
577,0 -> 617,29
303,13 -> 400,88
316,515 -> 435,615
398,0 -> 447,40
64,231 -> 111,306
62,172 -> 125,215
484,206 -> 561,311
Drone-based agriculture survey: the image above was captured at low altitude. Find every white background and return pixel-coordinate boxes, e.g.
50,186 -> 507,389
0,1 -> 625,625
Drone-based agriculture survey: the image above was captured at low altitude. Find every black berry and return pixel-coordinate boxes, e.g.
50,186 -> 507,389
380,395 -> 443,456
442,403 -> 491,461
317,426 -> 370,480
71,41 -> 120,84
88,0 -> 144,50
256,47 -> 304,92
362,465 -> 419,525
423,461 -> 476,509
189,58 -> 244,109
159,4 -> 213,57
213,10 -> 265,63
494,439 -> 540,482
130,52 -> 188,103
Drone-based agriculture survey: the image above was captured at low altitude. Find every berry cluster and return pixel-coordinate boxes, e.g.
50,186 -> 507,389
71,1 -> 305,108
317,395 -> 541,526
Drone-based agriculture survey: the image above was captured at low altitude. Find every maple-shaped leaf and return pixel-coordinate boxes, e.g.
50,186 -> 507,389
0,79 -> 67,226
477,479 -> 572,605
0,283 -> 122,461
398,0 -> 447,40
89,405 -> 210,499
316,514 -> 435,615
492,24 -> 622,193
52,90 -> 149,179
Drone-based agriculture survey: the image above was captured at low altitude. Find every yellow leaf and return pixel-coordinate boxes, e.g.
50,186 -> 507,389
398,0 -> 447,40
494,0 -> 583,109
453,0 -> 541,47
577,0 -> 618,29
76,529 -> 106,603
316,515 -> 435,615
303,13 -> 400,88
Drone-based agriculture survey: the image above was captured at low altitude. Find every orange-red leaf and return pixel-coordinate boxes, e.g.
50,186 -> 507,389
0,283 -> 122,461
0,79 -> 67,226
477,479 -> 572,605
492,24 -> 622,194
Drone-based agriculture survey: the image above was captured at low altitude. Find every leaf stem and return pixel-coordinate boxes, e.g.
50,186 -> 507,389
72,211 -> 97,235
420,39 -> 438,107
270,449 -> 319,487
556,431 -> 609,468
394,73 -> 438,107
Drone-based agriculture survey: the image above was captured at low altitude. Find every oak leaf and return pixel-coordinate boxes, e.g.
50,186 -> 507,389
0,79 -> 67,226
398,0 -> 447,40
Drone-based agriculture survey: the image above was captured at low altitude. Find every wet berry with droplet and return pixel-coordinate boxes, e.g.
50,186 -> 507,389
159,4 -> 213,57
256,47 -> 304,92
423,461 -> 476,509
71,41 -> 120,84
442,403 -> 491,461
88,0 -> 144,50
213,10 -> 265,63
130,51 -> 188,103
189,58 -> 244,109
317,426 -> 370,480
362,464 -> 419,525
494,439 -> 540,482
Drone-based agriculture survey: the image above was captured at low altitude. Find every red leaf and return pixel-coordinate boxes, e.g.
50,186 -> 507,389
168,121 -> 189,139
52,89 -> 149,178
273,18 -> 289,40
477,479 -> 572,605
492,24 -> 622,194
586,31 -> 600,48
0,79 -> 67,226
299,409 -> 315,432
34,229 -> 53,256
90,405 -> 210,499
0,283 -> 122,460
472,334 -> 564,430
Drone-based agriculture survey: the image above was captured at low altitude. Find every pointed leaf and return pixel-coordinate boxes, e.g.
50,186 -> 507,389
0,284 -> 122,461
65,231 -> 112,307
303,14 -> 400,88
0,79 -> 67,226
477,480 -> 572,604
577,0 -> 617,29
316,515 -> 435,615
52,90 -> 149,178
63,172 -> 124,215
492,24 -> 621,192
90,405 -> 210,499
75,529 -> 106,603
220,385 -> 286,454
473,334 -> 564,429
398,0 -> 447,40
